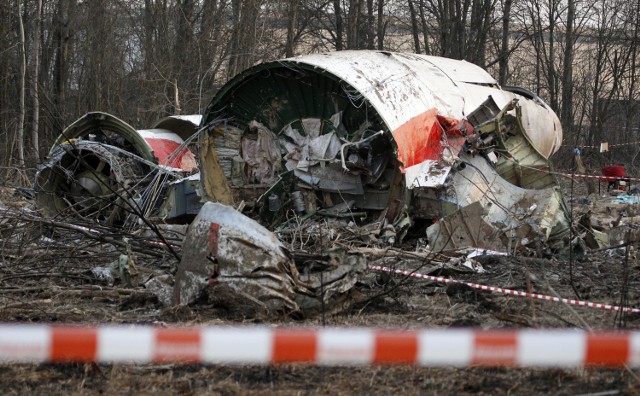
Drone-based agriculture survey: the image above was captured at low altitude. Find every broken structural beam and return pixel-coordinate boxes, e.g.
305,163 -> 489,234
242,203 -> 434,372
0,324 -> 636,367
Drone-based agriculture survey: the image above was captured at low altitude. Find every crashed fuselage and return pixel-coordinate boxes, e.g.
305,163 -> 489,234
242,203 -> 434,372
200,50 -> 568,251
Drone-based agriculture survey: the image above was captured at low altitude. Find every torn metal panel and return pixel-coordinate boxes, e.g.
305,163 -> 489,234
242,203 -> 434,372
173,202 -> 305,312
426,152 -> 570,252
137,129 -> 198,172
467,98 -> 558,190
152,115 -> 203,141
200,131 -> 235,205
405,160 -> 452,189
504,86 -> 563,158
48,112 -> 155,162
173,202 -> 366,315
160,174 -> 204,222
426,202 -> 497,252
295,251 -> 367,314
293,165 -> 364,195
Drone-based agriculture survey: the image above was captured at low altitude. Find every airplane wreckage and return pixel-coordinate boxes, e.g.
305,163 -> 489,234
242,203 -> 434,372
34,51 -> 571,314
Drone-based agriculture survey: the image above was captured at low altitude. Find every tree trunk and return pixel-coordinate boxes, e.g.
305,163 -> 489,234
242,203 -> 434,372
347,0 -> 361,49
408,0 -> 422,53
143,0 -> 155,79
16,0 -> 26,168
366,0 -> 375,49
174,0 -> 194,113
334,0 -> 344,50
53,0 -> 73,128
498,0 -> 512,85
228,0 -> 258,77
227,0 -> 242,77
547,7 -> 558,111
31,0 -> 43,160
418,0 -> 431,55
285,0 -> 298,57
376,0 -> 384,50
560,0 -> 575,137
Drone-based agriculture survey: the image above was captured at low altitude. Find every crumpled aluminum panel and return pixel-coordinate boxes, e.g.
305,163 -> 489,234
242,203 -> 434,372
137,129 -> 198,172
282,51 -> 561,159
173,202 -> 304,312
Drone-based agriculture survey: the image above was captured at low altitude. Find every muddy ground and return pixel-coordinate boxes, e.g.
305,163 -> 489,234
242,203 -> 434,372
1,182 -> 640,395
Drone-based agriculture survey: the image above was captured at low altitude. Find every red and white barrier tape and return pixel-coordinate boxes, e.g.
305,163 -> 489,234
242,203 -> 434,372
370,265 -> 640,314
562,141 -> 640,149
553,171 -> 639,182
478,162 -> 639,183
0,324 -> 639,367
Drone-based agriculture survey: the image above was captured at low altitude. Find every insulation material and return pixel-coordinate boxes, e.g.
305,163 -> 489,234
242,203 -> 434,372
281,120 -> 342,171
241,121 -> 282,184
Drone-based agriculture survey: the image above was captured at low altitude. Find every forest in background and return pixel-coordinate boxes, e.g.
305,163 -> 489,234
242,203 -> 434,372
1,0 -> 639,181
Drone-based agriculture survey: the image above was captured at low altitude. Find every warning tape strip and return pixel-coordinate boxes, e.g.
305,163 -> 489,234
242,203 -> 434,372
515,164 -> 640,183
553,172 -> 639,182
0,324 -> 639,367
563,141 -> 640,149
370,265 -> 640,314
472,160 -> 639,184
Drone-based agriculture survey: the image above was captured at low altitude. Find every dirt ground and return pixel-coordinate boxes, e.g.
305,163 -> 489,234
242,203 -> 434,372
1,183 -> 640,395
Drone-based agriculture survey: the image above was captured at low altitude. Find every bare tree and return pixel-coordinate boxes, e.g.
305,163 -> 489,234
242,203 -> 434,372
228,0 -> 261,77
498,0 -> 513,84
16,0 -> 26,168
31,0 -> 43,160
334,0 -> 345,50
408,0 -> 422,53
560,0 -> 576,137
